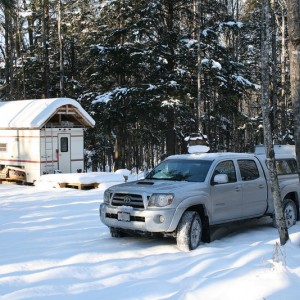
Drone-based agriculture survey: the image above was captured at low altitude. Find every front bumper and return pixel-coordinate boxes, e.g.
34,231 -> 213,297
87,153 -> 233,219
99,203 -> 179,233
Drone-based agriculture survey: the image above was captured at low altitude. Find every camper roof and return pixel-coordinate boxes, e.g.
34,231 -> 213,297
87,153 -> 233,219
0,98 -> 95,129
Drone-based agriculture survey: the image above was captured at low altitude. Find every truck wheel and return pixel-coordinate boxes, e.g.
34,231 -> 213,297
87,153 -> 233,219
272,199 -> 297,228
176,211 -> 202,251
283,199 -> 297,228
110,227 -> 126,237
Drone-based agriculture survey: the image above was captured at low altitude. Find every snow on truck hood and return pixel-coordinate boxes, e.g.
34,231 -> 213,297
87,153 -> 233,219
108,179 -> 205,194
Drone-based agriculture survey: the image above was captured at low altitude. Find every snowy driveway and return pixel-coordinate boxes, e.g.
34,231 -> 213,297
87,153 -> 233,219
1,184 -> 300,300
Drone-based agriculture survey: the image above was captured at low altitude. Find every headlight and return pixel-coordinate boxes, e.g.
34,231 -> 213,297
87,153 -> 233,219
103,190 -> 111,204
148,193 -> 174,207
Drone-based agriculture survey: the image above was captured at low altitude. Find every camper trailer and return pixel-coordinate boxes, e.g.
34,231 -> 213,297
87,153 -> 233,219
0,98 -> 95,183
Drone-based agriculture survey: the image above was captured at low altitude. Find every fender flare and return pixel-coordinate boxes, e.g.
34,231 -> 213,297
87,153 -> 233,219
167,195 -> 210,233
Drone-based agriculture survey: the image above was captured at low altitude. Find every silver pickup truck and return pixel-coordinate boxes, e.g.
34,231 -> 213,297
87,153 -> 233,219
99,152 -> 300,251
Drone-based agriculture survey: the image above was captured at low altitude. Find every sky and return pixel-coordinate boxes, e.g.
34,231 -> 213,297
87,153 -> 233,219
1,172 -> 300,300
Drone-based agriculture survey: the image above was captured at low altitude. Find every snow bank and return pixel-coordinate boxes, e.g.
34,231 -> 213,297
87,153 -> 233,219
35,171 -> 143,189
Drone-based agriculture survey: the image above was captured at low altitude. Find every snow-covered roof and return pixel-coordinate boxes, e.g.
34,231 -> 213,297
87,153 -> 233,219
166,152 -> 256,161
255,145 -> 295,156
188,145 -> 210,154
0,98 -> 95,129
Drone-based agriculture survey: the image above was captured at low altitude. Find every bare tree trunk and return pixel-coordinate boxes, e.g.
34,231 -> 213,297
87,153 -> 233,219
42,0 -> 50,98
114,125 -> 126,171
166,108 -> 176,156
196,0 -> 203,134
270,0 -> 278,142
22,0 -> 34,47
16,3 -> 26,99
70,36 -> 76,78
286,0 -> 300,179
261,0 -> 289,245
4,7 -> 14,100
58,0 -> 64,97
279,2 -> 287,137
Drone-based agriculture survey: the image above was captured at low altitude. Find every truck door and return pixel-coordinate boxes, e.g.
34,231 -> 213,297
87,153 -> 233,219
58,133 -> 71,173
237,159 -> 268,217
210,160 -> 243,223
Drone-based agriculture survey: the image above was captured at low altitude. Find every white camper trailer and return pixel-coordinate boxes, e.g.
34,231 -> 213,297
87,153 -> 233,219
0,98 -> 95,183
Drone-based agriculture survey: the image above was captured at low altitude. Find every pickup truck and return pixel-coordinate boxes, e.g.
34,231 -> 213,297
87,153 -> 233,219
99,152 -> 300,251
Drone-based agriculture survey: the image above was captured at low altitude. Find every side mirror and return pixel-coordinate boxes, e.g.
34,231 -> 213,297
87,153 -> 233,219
213,174 -> 229,184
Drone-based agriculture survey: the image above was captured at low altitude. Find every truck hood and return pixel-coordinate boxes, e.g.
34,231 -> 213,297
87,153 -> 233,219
108,179 -> 205,194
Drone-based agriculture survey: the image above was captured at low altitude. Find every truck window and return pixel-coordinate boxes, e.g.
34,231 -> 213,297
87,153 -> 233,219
212,160 -> 236,183
275,159 -> 298,175
146,159 -> 212,182
238,160 -> 259,181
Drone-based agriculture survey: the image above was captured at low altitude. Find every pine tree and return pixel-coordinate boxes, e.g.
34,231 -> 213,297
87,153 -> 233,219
80,0 -> 198,169
197,0 -> 259,151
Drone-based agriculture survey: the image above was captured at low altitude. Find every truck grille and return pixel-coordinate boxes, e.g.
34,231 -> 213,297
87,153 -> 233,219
111,193 -> 144,208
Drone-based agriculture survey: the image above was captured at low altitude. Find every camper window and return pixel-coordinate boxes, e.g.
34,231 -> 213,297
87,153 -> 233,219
60,137 -> 68,152
0,143 -> 7,152
275,159 -> 298,175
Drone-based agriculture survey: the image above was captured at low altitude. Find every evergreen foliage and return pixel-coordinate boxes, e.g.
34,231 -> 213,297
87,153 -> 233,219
0,0 -> 296,171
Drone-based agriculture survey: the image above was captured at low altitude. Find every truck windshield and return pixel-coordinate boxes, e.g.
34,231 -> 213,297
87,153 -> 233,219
146,159 -> 212,182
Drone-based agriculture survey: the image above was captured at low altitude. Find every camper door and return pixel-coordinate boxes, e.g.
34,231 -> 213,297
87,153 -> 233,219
58,133 -> 71,173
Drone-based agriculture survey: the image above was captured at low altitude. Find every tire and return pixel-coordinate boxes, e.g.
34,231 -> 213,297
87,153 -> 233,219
283,199 -> 297,228
110,227 -> 126,237
176,211 -> 202,252
272,199 -> 297,229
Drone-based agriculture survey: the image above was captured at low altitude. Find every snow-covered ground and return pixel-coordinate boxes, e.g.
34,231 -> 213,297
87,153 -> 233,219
1,173 -> 300,300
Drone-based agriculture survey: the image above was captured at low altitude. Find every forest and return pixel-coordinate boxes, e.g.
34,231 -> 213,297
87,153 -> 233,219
0,0 -> 299,172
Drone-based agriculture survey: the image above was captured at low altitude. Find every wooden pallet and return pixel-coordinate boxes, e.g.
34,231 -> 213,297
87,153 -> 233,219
0,178 -> 26,185
59,182 -> 99,190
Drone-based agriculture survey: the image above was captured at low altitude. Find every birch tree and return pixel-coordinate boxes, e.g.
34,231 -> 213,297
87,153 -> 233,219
261,0 -> 289,245
278,1 -> 288,139
286,0 -> 300,178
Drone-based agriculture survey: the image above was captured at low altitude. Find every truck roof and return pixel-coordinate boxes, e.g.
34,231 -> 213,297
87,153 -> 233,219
166,152 -> 256,161
166,152 -> 296,162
